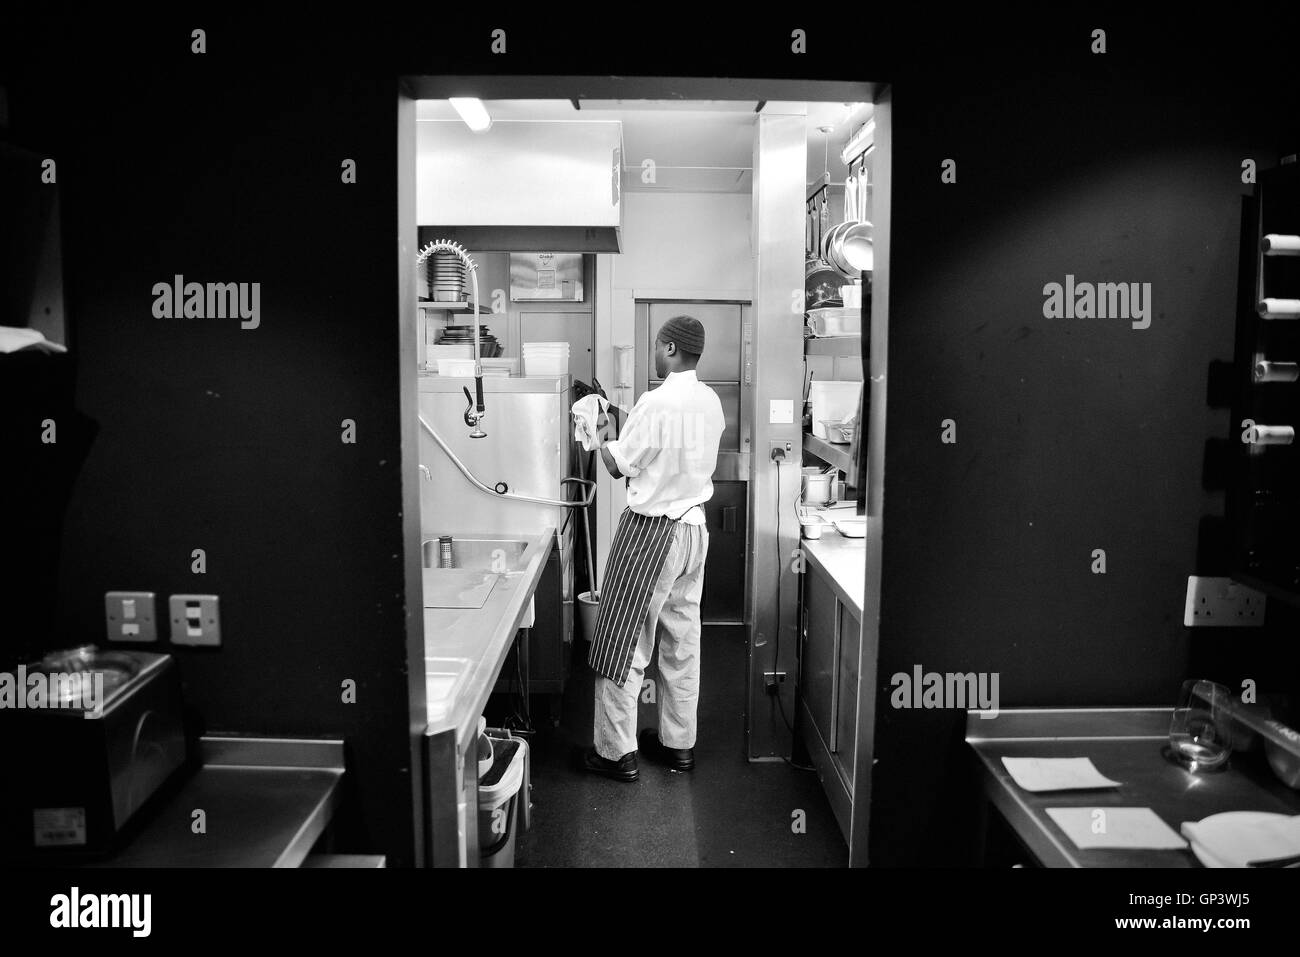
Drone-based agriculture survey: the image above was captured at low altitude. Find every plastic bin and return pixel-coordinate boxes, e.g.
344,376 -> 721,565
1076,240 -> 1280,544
478,734 -> 528,867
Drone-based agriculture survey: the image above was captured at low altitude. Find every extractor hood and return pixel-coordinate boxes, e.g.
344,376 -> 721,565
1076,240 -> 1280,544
416,120 -> 623,253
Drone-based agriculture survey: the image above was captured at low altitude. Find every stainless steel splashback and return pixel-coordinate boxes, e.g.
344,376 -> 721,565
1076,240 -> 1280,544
418,375 -> 573,538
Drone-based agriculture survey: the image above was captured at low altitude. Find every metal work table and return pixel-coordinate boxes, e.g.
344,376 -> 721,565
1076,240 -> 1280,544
801,530 -> 866,618
423,525 -> 555,867
90,736 -> 344,868
967,708 -> 1300,867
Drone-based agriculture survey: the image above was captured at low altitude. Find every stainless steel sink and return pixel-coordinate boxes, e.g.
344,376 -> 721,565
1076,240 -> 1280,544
422,538 -> 530,573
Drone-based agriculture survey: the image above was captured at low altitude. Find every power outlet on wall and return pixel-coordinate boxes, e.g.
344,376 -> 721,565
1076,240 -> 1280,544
1183,576 -> 1266,627
169,594 -> 222,646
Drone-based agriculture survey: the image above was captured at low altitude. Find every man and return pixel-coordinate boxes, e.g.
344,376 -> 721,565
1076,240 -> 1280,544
584,315 -> 725,781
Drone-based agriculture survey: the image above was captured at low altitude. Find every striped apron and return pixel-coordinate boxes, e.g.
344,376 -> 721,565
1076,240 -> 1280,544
587,508 -> 681,687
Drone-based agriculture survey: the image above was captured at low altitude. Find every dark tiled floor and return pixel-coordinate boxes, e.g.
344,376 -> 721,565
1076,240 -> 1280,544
492,625 -> 847,867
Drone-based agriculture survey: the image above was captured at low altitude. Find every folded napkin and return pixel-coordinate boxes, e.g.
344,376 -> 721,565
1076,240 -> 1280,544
1181,811 -> 1300,867
571,393 -> 610,452
0,325 -> 67,354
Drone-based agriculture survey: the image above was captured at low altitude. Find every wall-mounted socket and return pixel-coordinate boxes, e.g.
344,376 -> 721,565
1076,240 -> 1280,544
169,594 -> 221,646
764,671 -> 787,694
1183,576 -> 1266,627
769,439 -> 794,462
105,591 -> 157,642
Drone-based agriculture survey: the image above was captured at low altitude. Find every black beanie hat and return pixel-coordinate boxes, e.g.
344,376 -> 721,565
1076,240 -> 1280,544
658,315 -> 705,355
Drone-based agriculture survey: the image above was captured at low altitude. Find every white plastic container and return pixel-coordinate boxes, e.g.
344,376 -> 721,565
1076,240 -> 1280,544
428,343 -> 473,367
438,358 -> 478,377
524,355 -> 569,376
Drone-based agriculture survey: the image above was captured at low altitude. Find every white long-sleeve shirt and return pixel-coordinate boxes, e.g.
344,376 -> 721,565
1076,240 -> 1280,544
604,370 -> 725,525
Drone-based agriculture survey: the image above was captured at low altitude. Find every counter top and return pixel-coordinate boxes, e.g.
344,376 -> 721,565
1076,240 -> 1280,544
802,529 -> 866,618
423,526 -> 556,746
967,708 -> 1300,868
89,736 -> 344,868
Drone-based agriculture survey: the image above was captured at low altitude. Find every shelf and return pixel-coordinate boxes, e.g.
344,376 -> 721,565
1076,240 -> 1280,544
418,301 -> 493,314
804,336 -> 861,357
804,433 -> 854,473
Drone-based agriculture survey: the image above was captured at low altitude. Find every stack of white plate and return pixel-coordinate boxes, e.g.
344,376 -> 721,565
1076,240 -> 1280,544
522,341 -> 570,376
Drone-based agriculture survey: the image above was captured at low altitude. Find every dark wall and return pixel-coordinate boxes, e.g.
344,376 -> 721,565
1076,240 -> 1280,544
3,25 -> 420,864
874,45 -> 1300,863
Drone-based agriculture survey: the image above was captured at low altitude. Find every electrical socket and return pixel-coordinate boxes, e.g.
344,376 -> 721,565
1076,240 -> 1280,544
169,594 -> 222,646
769,439 -> 794,462
764,671 -> 787,694
105,591 -> 157,643
1183,576 -> 1266,627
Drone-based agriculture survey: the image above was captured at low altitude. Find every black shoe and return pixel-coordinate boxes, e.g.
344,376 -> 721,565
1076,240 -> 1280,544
583,747 -> 639,782
638,729 -> 695,772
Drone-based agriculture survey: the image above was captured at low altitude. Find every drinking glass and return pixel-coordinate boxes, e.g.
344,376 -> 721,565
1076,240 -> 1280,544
1169,679 -> 1235,771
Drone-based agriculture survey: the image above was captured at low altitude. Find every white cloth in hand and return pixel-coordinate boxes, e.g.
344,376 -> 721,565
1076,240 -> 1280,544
571,393 -> 610,451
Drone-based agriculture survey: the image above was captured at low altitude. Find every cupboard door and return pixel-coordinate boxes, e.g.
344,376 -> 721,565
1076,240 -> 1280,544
832,605 -> 862,787
701,481 -> 746,623
801,570 -> 838,746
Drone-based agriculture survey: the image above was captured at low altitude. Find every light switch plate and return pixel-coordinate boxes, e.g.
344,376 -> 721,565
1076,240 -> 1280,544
1183,576 -> 1265,627
169,594 -> 221,646
105,591 -> 157,643
769,399 -> 794,424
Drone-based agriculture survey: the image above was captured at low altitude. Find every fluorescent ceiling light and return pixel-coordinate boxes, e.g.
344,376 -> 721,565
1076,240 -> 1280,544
841,118 -> 875,165
449,98 -> 492,132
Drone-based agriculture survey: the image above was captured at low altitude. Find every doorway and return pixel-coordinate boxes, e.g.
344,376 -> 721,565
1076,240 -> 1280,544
399,77 -> 888,868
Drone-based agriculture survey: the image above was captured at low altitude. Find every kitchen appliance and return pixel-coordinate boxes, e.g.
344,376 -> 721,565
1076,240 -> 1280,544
0,648 -> 186,859
417,120 -> 623,253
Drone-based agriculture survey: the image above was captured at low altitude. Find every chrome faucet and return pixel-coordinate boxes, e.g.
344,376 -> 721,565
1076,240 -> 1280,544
417,239 -> 486,438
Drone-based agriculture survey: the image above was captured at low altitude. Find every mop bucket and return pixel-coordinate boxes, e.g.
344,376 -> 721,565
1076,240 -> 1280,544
577,590 -> 600,644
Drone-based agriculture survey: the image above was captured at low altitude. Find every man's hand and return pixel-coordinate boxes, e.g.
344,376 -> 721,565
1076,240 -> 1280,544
595,404 -> 620,443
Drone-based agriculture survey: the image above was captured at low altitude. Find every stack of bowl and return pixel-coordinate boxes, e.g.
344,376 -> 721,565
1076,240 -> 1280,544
438,324 -> 501,358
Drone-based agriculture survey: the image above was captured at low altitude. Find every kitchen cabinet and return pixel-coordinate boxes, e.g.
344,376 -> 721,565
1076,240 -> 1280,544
702,480 -> 747,623
796,537 -> 867,845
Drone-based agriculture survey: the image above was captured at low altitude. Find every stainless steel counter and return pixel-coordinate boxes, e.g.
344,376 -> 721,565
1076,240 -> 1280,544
802,530 -> 866,618
967,707 -> 1300,867
423,526 -> 555,746
422,526 -> 555,867
89,737 -> 344,868
417,373 -> 571,394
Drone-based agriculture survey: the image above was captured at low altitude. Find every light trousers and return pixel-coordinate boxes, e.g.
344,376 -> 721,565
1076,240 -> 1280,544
593,522 -> 708,760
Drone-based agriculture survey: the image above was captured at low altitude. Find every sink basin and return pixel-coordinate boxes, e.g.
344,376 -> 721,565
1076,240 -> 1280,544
426,657 -> 471,725
422,538 -> 530,573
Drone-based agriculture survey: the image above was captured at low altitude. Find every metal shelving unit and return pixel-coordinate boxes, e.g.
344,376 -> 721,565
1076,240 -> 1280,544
804,433 -> 853,473
804,336 -> 861,357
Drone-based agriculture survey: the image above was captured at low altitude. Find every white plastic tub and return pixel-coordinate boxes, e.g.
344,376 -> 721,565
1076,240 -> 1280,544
524,355 -> 569,376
